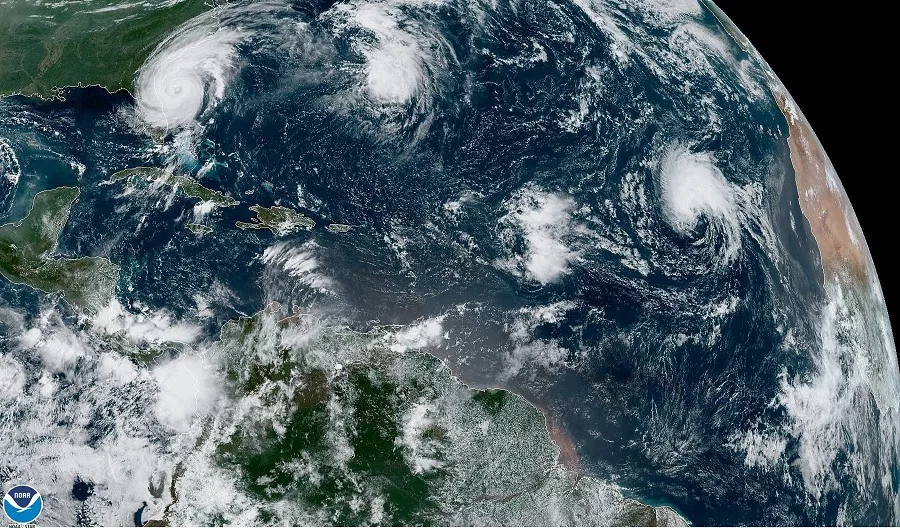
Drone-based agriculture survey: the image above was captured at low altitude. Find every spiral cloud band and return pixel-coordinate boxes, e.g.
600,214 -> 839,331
136,21 -> 244,131
657,144 -> 742,263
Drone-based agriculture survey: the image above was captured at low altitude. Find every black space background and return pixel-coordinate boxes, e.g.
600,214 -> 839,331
711,2 -> 897,335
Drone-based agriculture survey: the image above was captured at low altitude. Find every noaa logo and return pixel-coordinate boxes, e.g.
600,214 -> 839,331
3,485 -> 43,525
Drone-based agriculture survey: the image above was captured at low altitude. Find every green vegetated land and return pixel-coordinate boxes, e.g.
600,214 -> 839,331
0,0 -> 213,97
186,223 -> 213,235
111,167 -> 330,236
236,205 -> 316,235
195,307 -> 686,526
326,223 -> 352,233
0,187 -> 118,311
110,167 -> 239,207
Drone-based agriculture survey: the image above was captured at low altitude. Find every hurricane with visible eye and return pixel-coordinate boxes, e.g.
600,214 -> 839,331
0,0 -> 898,526
135,18 -> 244,131
135,0 -> 457,137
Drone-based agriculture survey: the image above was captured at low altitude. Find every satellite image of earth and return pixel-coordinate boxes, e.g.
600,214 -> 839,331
1,0 -> 898,525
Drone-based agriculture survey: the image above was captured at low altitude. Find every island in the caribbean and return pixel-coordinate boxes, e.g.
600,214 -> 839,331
0,186 -> 687,525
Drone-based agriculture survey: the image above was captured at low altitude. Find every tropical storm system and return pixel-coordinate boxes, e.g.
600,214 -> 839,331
0,0 -> 897,525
